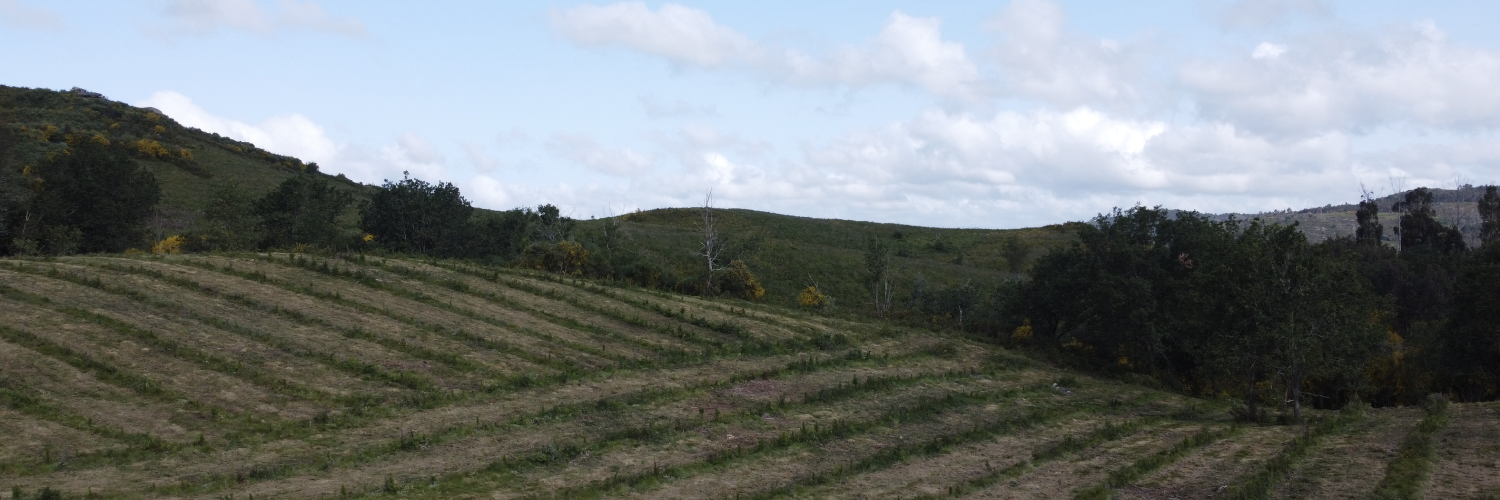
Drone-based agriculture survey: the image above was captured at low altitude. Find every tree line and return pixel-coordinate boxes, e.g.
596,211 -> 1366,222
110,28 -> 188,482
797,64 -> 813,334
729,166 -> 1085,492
990,187 -> 1500,415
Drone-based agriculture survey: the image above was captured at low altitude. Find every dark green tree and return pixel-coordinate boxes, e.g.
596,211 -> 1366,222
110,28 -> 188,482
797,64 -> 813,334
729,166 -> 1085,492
1479,185 -> 1500,247
1393,187 -> 1465,254
28,139 -> 160,253
999,235 -> 1031,274
1355,193 -> 1383,247
1445,244 -> 1500,401
360,173 -> 474,255
254,173 -> 353,249
201,184 -> 261,250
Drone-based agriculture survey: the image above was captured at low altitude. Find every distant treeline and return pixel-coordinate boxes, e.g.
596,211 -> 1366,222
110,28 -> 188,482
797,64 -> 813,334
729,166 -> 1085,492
991,187 -> 1500,414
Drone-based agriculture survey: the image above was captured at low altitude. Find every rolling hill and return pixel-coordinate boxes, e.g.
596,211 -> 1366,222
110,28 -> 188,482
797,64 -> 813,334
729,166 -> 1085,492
1,252 -> 1496,499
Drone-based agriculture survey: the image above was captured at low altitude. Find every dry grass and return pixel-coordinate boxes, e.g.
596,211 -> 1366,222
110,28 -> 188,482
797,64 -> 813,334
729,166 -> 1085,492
1114,424 -> 1302,500
1272,406 -> 1422,499
1424,401 -> 1500,499
2,254 -> 1494,500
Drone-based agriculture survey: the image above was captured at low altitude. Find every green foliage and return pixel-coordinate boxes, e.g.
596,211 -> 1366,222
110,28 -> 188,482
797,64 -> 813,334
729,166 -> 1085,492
200,183 -> 261,250
1006,206 -> 1385,415
1393,188 -> 1467,255
1371,395 -> 1450,499
359,173 -> 473,255
1481,185 -> 1500,247
20,138 -> 161,253
254,172 -> 355,249
1442,245 -> 1500,401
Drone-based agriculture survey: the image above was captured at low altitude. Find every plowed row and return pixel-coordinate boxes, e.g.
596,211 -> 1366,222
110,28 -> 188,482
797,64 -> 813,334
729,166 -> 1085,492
1,254 -> 1495,499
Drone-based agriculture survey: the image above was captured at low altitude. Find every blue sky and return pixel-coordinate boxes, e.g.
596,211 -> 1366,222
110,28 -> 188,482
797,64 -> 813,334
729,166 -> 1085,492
4,0 -> 1500,228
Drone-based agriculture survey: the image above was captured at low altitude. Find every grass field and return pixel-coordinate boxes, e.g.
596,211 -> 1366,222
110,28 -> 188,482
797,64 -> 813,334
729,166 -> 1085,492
1,253 -> 1497,500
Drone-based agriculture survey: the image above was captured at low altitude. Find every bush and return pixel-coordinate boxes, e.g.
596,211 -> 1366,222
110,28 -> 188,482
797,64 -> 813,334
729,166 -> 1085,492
717,260 -> 764,300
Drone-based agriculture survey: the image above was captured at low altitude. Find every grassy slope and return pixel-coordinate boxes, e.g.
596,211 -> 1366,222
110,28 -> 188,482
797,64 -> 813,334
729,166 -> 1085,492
0,253 -> 1492,499
0,85 -> 373,234
576,208 -> 1081,311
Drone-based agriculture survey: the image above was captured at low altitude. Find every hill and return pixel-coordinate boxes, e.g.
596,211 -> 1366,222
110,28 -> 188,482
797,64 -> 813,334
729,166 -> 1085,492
0,85 -> 372,238
1209,185 -> 1491,245
574,208 -> 1082,313
1,253 -> 1495,499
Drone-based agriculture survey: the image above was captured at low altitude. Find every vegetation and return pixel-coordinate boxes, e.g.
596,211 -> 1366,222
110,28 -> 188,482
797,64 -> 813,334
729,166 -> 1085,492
5,84 -> 1500,498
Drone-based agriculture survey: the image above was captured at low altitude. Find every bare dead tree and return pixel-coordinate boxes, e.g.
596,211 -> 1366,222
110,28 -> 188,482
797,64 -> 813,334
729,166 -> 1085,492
698,191 -> 725,297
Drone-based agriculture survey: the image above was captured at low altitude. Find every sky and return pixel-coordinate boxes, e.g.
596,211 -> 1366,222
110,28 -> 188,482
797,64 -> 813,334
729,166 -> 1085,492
4,0 -> 1500,228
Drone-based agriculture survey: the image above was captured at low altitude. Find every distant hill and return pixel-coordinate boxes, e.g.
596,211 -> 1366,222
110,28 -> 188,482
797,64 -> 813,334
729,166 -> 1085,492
1207,185 -> 1491,246
575,208 -> 1083,312
0,85 -> 373,237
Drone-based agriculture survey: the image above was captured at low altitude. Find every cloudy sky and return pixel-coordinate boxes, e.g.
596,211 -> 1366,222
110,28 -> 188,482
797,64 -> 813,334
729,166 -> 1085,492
5,0 -> 1500,227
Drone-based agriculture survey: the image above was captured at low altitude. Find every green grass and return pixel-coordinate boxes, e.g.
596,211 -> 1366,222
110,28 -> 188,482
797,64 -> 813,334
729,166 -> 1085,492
1073,425 -> 1242,499
1221,406 -> 1368,500
1371,396 -> 1452,500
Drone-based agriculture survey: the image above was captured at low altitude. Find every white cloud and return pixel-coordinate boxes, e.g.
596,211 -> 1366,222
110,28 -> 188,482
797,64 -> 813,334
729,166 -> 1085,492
335,133 -> 447,184
639,95 -> 717,119
137,90 -> 339,165
495,129 -> 530,146
1212,0 -> 1330,31
1182,21 -> 1500,135
544,133 -> 656,175
136,91 -> 453,186
0,0 -> 60,29
1250,42 -> 1286,59
461,142 -> 500,172
154,0 -> 367,38
775,12 -> 982,100
552,4 -> 981,100
550,2 -> 753,66
985,0 -> 1152,109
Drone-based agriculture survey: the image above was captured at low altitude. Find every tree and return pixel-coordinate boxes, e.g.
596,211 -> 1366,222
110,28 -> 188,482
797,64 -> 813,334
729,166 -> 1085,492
360,173 -> 474,255
697,191 -> 725,297
1445,244 -> 1500,401
1355,186 -> 1383,247
255,173 -> 353,249
864,234 -> 893,316
529,204 -> 573,244
27,138 -> 160,253
1000,235 -> 1031,274
1393,187 -> 1465,254
1479,185 -> 1500,247
201,184 -> 260,250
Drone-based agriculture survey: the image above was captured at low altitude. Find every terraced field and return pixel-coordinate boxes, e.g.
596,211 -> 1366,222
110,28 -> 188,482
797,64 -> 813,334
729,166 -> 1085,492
1,254 -> 1497,499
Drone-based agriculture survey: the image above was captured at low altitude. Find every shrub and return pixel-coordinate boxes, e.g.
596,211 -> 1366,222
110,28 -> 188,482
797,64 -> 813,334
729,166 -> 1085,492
151,235 -> 185,254
718,260 -> 764,300
798,286 -> 828,309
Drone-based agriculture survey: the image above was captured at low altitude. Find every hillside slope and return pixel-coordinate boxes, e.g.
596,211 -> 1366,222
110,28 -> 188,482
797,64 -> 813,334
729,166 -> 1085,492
575,208 -> 1081,312
0,254 -> 1494,499
0,85 -> 371,236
